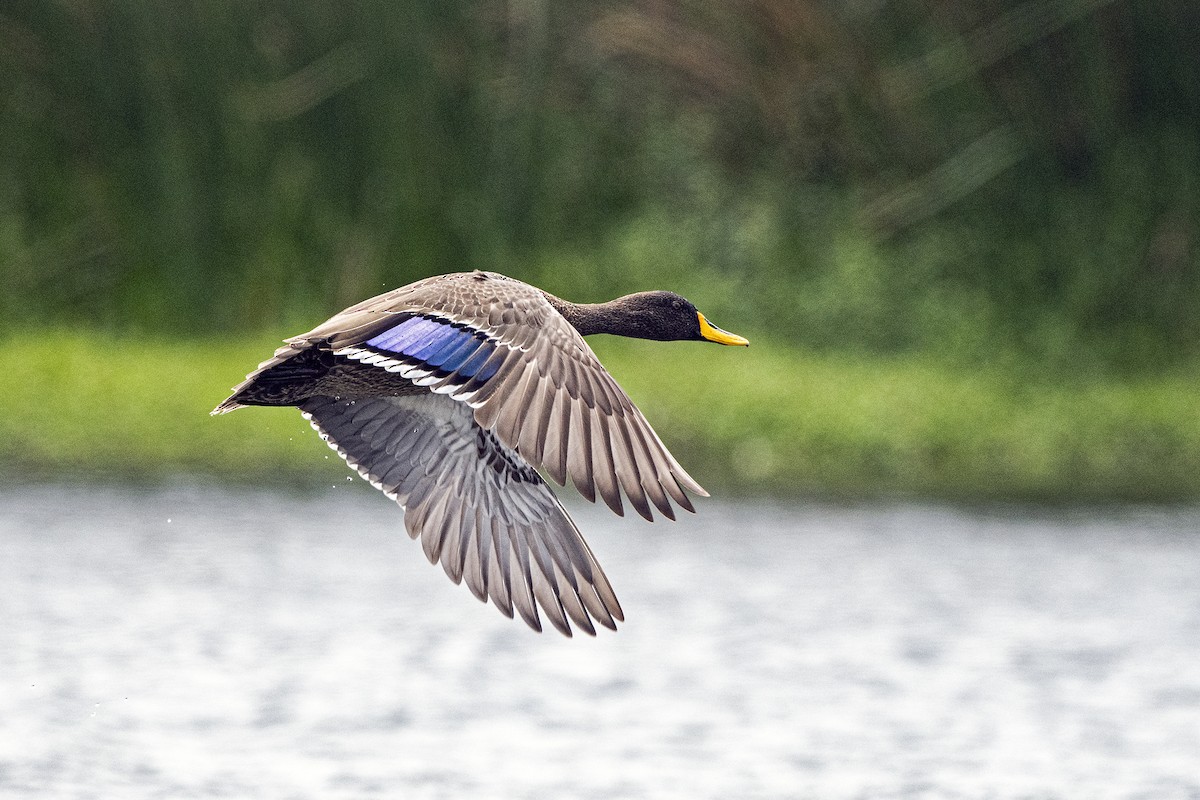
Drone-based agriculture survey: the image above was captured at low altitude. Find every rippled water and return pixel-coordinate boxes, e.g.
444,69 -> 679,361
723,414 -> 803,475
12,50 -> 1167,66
3,483 -> 1199,799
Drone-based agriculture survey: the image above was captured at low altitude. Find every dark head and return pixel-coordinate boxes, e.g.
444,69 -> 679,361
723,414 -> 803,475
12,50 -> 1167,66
570,290 -> 749,345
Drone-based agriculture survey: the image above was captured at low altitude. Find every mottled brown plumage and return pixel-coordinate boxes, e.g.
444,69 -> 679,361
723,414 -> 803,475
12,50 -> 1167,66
214,270 -> 747,635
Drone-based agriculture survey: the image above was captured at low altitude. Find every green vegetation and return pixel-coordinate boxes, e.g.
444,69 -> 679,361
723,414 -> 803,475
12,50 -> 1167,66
3,1 -> 1199,365
6,331 -> 1198,502
3,1 -> 1198,499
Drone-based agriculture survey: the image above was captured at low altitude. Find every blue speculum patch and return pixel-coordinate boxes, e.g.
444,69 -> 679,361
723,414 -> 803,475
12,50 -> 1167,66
365,316 -> 500,380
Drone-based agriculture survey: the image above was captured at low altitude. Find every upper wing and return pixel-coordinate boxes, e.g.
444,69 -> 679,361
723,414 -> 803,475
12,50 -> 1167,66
301,393 -> 624,636
325,273 -> 709,522
216,271 -> 708,520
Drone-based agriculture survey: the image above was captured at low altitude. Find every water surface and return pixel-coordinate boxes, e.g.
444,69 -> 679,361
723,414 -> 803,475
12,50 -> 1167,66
3,483 -> 1199,799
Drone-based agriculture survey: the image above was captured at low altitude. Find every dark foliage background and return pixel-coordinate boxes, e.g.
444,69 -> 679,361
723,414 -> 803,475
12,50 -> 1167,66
2,0 -> 1197,370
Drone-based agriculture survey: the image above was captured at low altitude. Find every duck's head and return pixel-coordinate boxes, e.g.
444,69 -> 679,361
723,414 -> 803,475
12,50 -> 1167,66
597,291 -> 750,346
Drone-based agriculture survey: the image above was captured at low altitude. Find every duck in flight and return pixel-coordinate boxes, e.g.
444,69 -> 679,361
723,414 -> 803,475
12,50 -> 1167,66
213,270 -> 748,636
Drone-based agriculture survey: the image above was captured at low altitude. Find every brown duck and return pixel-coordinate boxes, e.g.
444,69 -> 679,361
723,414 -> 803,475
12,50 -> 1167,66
213,270 -> 748,636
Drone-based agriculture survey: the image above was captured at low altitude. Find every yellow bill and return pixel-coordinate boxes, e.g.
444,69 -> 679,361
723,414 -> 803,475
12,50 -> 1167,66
697,313 -> 749,346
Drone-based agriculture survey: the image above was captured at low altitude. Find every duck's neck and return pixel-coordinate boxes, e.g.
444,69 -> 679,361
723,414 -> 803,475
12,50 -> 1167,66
543,294 -> 626,337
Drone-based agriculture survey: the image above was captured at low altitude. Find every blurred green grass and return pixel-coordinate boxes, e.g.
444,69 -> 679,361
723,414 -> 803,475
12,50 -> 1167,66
2,332 -> 341,485
6,330 -> 1198,502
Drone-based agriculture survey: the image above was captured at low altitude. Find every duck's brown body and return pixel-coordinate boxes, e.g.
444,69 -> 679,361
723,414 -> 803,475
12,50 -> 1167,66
215,270 -> 746,636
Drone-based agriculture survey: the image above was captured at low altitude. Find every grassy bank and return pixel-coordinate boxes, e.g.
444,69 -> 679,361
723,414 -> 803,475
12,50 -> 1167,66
5,330 -> 1200,502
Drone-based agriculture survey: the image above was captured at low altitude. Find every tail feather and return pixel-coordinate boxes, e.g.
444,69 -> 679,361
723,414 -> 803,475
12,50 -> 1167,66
211,341 -> 328,414
210,398 -> 245,416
